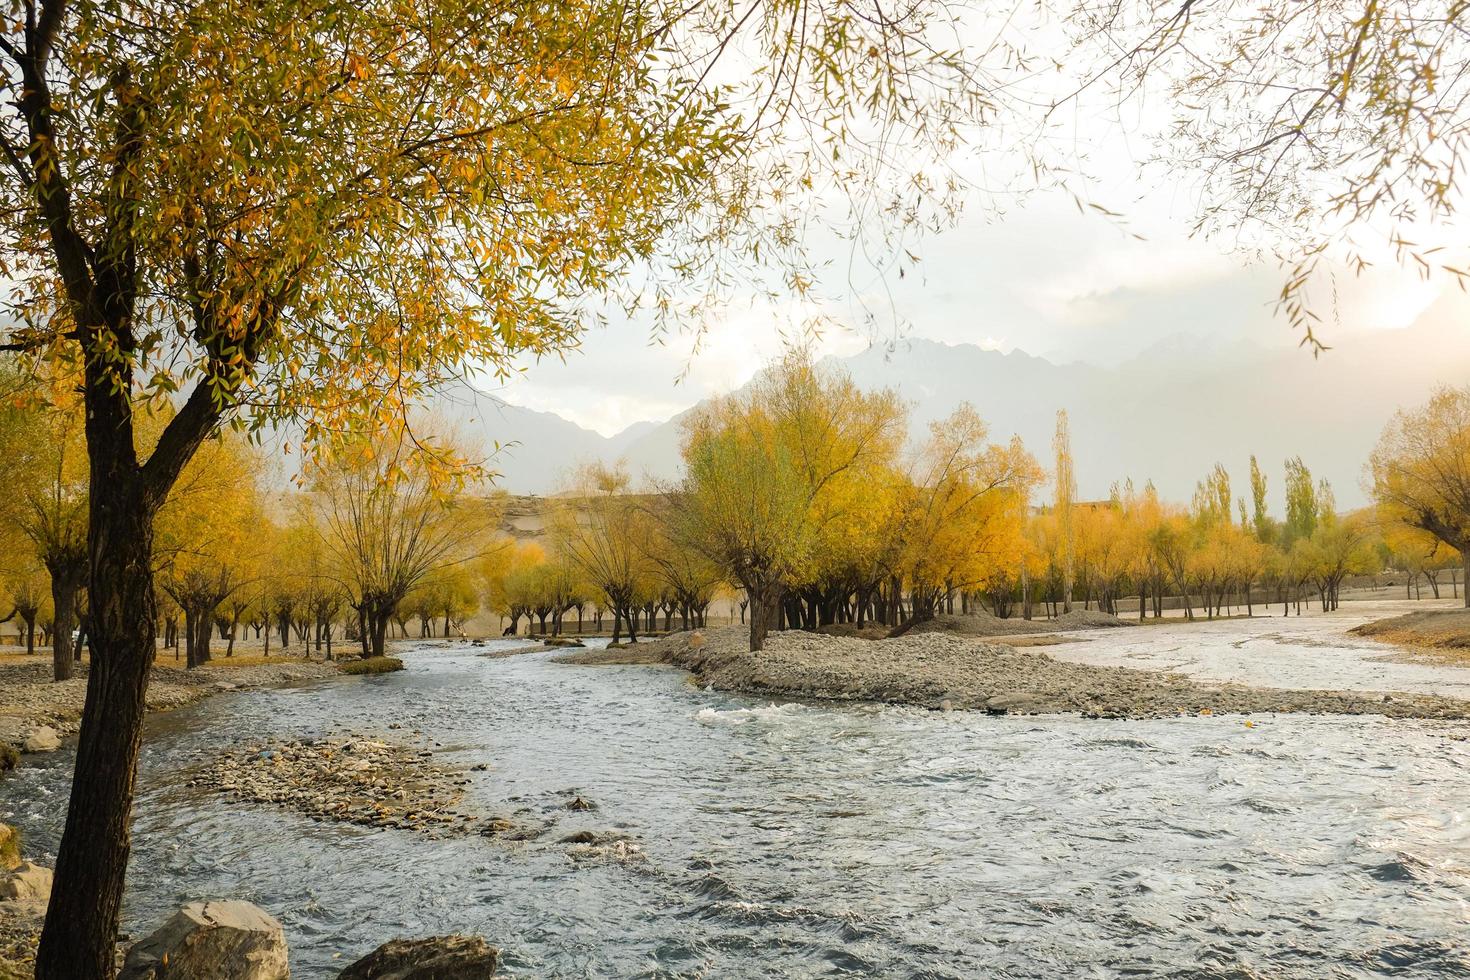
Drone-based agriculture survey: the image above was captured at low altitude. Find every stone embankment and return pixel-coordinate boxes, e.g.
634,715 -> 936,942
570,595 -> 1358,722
567,625 -> 1470,720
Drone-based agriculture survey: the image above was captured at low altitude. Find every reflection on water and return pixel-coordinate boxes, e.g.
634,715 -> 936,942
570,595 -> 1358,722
4,639 -> 1470,978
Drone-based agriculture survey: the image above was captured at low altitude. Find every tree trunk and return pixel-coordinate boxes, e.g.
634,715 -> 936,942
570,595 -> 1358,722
36,486 -> 158,979
1463,551 -> 1470,610
371,610 -> 389,657
749,594 -> 770,652
47,570 -> 79,682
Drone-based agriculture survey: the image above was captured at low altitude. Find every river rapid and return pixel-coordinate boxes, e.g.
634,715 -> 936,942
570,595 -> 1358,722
4,639 -> 1470,978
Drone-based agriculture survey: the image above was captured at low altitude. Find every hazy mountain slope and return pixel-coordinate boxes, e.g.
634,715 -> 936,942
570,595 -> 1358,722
459,312 -> 1470,508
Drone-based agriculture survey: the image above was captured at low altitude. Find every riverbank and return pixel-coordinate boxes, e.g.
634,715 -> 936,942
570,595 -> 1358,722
564,623 -> 1470,719
1350,608 -> 1470,663
0,657 -> 342,756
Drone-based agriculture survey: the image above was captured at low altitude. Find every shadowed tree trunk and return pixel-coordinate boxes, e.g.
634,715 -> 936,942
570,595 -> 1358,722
42,554 -> 85,682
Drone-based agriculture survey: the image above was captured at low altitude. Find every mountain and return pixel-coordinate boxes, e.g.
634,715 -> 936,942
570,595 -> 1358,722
455,307 -> 1470,509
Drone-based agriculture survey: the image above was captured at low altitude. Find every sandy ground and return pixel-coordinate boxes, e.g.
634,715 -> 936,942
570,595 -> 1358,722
1041,598 -> 1470,700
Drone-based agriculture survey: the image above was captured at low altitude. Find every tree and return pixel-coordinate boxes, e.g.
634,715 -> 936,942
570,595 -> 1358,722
2,561 -> 49,655
1248,455 -> 1274,544
0,374 -> 88,680
895,406 -> 1040,627
313,434 -> 493,658
1053,410 -> 1076,613
487,540 -> 548,637
154,431 -> 264,667
1301,511 -> 1376,612
675,353 -> 905,651
2,3 -> 1010,969
1371,387 -> 1470,607
1060,4 -> 1470,350
1283,457 -> 1319,545
550,464 -> 653,644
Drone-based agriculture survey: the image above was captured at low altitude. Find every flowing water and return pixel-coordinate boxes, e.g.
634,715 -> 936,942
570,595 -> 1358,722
4,639 -> 1470,978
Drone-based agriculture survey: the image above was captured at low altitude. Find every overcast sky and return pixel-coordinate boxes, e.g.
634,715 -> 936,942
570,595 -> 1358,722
472,28 -> 1465,439
477,181 -> 1455,438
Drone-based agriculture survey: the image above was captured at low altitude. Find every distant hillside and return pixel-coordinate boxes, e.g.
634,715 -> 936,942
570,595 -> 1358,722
454,304 -> 1470,509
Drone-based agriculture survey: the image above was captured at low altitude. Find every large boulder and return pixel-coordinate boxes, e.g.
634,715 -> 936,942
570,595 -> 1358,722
21,726 -> 60,753
0,860 -> 51,904
119,900 -> 289,980
337,935 -> 499,979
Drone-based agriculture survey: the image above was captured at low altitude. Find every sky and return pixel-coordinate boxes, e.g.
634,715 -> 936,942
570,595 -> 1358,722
472,13 -> 1466,439
478,181 -> 1458,438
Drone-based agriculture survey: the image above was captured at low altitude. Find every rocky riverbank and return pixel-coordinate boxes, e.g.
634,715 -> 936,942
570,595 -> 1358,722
0,658 -> 345,757
564,626 -> 1470,720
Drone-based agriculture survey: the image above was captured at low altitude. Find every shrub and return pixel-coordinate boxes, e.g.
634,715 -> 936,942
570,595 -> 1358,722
337,657 -> 405,676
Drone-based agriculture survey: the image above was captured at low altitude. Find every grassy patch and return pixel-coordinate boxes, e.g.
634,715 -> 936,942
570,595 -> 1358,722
337,656 -> 405,675
1351,609 -> 1470,664
0,822 -> 19,868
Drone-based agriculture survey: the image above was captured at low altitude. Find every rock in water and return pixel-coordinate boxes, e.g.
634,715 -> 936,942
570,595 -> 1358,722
0,861 -> 51,904
337,935 -> 499,979
20,726 -> 60,753
119,900 -> 289,980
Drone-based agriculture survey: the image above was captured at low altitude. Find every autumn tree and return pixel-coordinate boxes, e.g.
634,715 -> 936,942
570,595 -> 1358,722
895,406 -> 1040,627
0,0 -> 1027,968
154,431 -> 264,667
549,463 -> 653,643
1248,456 -> 1274,544
485,539 -> 547,637
675,353 -> 905,651
0,372 -> 88,680
312,434 -> 493,658
1283,457 -> 1320,545
1371,387 -> 1470,606
1053,410 -> 1076,613
2,561 -> 48,654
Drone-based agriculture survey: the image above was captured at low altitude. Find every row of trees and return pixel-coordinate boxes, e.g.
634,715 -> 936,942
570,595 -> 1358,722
9,360 -> 1464,680
515,365 -> 1470,653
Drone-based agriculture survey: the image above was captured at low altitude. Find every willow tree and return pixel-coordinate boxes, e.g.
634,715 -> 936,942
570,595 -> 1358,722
550,463 -> 653,643
895,404 -> 1040,627
0,0 -> 1013,972
311,434 -> 494,658
676,353 -> 905,650
1371,387 -> 1470,606
0,374 -> 87,680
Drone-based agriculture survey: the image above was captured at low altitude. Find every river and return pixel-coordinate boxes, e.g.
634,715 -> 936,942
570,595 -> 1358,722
4,638 -> 1470,977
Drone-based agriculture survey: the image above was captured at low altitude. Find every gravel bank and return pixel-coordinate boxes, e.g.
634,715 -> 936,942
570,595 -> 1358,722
578,626 -> 1470,720
0,658 -> 341,754
194,735 -> 479,836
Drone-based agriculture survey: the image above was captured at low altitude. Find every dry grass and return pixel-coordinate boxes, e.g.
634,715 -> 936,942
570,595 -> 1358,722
1351,609 -> 1470,665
